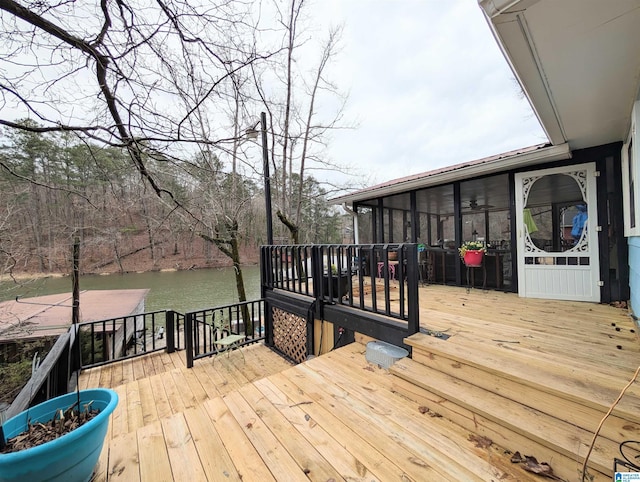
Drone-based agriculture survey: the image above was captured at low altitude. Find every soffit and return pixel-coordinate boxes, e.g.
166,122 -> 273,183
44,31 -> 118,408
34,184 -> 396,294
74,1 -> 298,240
481,0 -> 640,148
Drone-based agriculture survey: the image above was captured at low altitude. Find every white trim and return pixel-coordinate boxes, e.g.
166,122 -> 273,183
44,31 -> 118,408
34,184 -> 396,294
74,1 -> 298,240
478,0 -> 541,18
479,7 -> 565,145
622,101 -> 640,237
515,162 -> 600,302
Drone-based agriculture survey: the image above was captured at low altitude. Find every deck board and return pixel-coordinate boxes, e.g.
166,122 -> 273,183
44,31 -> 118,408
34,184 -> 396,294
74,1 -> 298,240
183,405 -> 241,482
79,286 -> 639,481
137,421 -> 172,482
203,397 -> 277,482
161,412 -> 208,482
237,383 -> 345,482
253,377 -> 384,481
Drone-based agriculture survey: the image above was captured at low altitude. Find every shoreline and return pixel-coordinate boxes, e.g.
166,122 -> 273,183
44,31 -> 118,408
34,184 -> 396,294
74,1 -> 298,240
0,262 -> 259,284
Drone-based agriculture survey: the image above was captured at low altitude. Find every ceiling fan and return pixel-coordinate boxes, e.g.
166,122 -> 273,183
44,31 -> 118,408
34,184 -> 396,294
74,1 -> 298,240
465,199 -> 493,211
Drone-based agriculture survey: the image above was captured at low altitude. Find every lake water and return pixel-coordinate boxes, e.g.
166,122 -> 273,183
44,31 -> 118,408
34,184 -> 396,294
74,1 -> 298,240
0,266 -> 261,314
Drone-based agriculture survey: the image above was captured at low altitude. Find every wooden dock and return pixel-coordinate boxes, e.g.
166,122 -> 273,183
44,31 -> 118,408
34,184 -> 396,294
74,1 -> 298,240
79,285 -> 639,481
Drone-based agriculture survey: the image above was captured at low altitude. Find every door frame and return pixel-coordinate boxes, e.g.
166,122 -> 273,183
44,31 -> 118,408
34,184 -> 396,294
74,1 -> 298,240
514,162 -> 601,302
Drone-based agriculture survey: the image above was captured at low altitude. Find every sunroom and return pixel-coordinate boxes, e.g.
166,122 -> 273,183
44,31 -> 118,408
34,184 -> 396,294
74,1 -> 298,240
334,141 -> 629,304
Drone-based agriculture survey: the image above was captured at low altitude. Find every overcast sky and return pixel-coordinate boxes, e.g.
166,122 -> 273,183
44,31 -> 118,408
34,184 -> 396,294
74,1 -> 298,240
307,0 -> 547,188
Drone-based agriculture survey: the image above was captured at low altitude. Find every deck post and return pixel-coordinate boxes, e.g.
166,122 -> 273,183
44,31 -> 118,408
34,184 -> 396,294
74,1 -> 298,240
311,245 -> 323,299
185,312 -> 194,368
405,243 -> 420,336
166,310 -> 175,354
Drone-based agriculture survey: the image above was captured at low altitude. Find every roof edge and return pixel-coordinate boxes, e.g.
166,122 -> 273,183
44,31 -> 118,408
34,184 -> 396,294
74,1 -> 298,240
332,143 -> 571,204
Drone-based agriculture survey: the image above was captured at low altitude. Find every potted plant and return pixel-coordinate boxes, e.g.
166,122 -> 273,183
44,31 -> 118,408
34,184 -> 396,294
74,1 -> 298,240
458,241 -> 486,267
321,264 -> 351,300
0,388 -> 118,482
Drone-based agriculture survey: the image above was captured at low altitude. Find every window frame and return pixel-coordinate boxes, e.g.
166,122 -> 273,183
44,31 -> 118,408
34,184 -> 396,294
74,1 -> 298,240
622,100 -> 640,237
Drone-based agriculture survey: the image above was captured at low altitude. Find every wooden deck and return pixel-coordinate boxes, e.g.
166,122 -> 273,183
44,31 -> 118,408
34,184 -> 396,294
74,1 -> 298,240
80,286 -> 640,481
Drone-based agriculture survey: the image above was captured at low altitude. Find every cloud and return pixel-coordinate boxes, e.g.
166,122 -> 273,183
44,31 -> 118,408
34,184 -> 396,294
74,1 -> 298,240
308,0 -> 547,186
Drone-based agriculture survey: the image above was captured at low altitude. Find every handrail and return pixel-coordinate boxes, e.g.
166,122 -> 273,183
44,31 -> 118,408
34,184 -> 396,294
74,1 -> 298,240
2,309 -> 185,421
260,243 -> 420,334
185,299 -> 265,368
78,310 -> 183,369
3,329 -> 74,421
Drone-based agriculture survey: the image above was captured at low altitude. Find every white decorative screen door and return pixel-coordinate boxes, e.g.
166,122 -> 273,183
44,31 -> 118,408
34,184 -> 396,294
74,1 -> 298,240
514,163 -> 600,302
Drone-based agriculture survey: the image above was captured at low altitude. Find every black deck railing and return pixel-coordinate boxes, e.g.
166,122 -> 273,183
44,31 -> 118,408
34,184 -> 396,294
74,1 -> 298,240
2,309 -> 185,421
185,299 -> 265,368
261,243 -> 419,331
78,310 -> 184,369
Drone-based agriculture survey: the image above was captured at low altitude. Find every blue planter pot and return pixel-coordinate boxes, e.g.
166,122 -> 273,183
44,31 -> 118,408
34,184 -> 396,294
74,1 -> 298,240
0,388 -> 118,482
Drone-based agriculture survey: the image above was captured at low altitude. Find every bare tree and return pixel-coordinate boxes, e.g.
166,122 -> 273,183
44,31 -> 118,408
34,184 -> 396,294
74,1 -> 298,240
254,0 -> 351,244
0,0 -> 270,213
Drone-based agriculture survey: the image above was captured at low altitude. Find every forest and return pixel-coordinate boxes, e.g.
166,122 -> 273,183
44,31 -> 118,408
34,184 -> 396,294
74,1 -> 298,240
0,0 -> 357,286
0,122 -> 345,277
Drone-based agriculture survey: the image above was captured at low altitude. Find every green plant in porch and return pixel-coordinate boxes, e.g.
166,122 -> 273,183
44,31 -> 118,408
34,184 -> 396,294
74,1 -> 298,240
458,240 -> 487,260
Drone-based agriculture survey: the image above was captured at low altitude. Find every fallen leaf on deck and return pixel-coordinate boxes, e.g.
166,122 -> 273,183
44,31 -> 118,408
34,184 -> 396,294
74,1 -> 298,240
468,434 -> 493,449
521,455 -> 560,480
510,451 -> 525,463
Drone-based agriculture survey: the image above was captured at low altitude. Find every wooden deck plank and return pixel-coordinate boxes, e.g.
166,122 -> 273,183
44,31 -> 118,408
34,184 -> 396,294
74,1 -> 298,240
169,368 -> 198,409
148,373 -> 172,420
270,370 -> 416,481
180,364 -> 210,405
223,390 -> 310,481
238,383 -> 346,482
131,355 -> 147,381
80,366 -> 99,389
207,358 -> 244,394
141,352 -> 157,377
393,351 -> 616,479
318,347 -> 544,482
214,352 -> 251,385
108,430 -> 140,481
198,358 -> 232,393
168,350 -> 186,369
136,421 -> 173,482
92,419 -> 112,482
254,377 -> 383,481
111,384 -> 129,437
183,405 -> 241,482
126,380 -> 145,433
151,350 -> 168,374
109,358 -> 124,387
190,362 -> 221,399
161,412 -> 208,482
396,338 -> 640,443
420,307 -> 639,376
98,363 -> 113,388
136,376 -> 159,425
289,361 -> 484,482
160,368 -> 187,414
408,332 -> 640,420
203,397 -> 277,482
121,358 -> 135,385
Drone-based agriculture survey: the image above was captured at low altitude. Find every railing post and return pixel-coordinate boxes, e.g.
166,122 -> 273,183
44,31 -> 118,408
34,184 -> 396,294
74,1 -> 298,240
311,245 -> 323,299
185,312 -> 194,368
406,243 -> 420,336
166,310 -> 175,353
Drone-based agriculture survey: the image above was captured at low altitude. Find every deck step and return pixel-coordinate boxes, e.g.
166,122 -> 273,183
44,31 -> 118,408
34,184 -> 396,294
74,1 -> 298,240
299,343 -> 545,481
406,332 -> 640,423
389,333 -> 640,481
